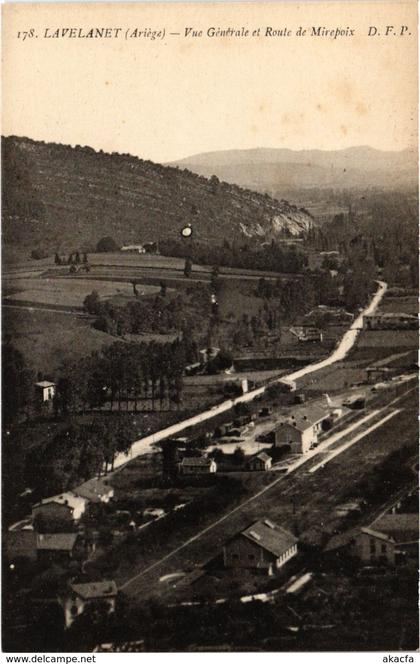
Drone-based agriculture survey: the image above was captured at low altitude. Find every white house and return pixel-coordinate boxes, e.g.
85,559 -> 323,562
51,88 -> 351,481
179,457 -> 217,475
274,404 -> 331,454
120,244 -> 145,254
32,492 -> 87,525
35,381 -> 56,402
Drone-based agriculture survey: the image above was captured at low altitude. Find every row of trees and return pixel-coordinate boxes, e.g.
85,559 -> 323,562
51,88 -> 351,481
3,332 -> 195,431
2,340 -> 35,427
55,252 -> 88,265
54,338 -> 189,414
160,238 -> 307,274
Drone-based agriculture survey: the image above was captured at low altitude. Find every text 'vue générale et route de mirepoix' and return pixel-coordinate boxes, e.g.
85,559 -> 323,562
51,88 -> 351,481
38,24 -> 413,40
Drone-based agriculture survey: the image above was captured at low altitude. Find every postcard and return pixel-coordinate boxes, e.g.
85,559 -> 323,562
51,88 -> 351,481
2,0 -> 418,655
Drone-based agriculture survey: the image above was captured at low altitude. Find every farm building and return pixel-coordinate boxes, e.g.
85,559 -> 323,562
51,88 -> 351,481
363,312 -> 418,331
273,404 -> 333,454
120,244 -> 146,253
60,580 -> 118,628
74,478 -> 114,504
248,452 -> 272,471
32,492 -> 87,527
290,326 -> 323,343
355,514 -> 419,565
179,457 -> 217,475
223,519 -> 298,576
303,305 -> 354,326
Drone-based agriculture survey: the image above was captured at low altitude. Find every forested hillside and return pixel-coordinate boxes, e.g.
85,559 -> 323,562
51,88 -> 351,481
2,136 -> 313,254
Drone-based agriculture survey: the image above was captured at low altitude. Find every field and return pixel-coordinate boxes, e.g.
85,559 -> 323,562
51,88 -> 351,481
4,252 -> 287,281
296,362 -> 367,393
2,307 -> 118,372
356,329 -> 418,349
379,295 -> 418,315
3,276 -> 160,308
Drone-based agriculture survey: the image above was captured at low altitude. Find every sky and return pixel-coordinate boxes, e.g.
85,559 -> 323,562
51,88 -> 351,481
2,1 -> 418,163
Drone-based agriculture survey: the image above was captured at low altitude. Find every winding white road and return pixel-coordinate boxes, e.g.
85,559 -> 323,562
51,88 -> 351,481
284,280 -> 387,383
111,280 -> 387,472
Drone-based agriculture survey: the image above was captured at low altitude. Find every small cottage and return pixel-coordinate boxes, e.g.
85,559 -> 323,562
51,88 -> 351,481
223,519 -> 298,576
355,513 -> 419,565
248,452 -> 272,471
35,380 -> 56,402
60,580 -> 118,628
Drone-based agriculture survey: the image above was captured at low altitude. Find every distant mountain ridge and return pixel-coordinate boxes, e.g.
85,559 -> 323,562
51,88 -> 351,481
2,136 -> 315,253
169,146 -> 418,192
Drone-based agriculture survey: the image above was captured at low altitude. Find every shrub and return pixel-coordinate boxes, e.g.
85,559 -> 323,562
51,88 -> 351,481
31,248 -> 48,260
96,236 -> 120,252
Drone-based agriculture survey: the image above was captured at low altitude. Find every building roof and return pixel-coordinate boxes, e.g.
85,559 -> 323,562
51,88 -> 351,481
34,491 -> 87,512
278,404 -> 329,432
364,514 -> 419,544
364,312 -> 417,320
74,478 -> 114,503
254,452 -> 271,462
70,581 -> 118,600
180,456 -> 215,467
35,381 -> 55,388
36,533 -> 78,551
241,519 -> 297,558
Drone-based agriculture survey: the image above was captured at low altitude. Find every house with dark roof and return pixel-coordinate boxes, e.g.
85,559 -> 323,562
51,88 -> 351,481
273,404 -> 332,454
60,581 -> 118,628
248,452 -> 272,471
6,530 -> 83,565
355,513 -> 419,564
36,533 -> 82,565
179,457 -> 217,475
223,519 -> 298,575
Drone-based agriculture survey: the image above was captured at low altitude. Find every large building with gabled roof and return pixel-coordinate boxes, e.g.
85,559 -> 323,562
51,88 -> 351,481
223,518 -> 298,575
273,404 -> 332,454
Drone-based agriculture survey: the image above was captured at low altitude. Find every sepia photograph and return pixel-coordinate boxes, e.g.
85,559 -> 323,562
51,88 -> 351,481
1,0 -> 419,655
